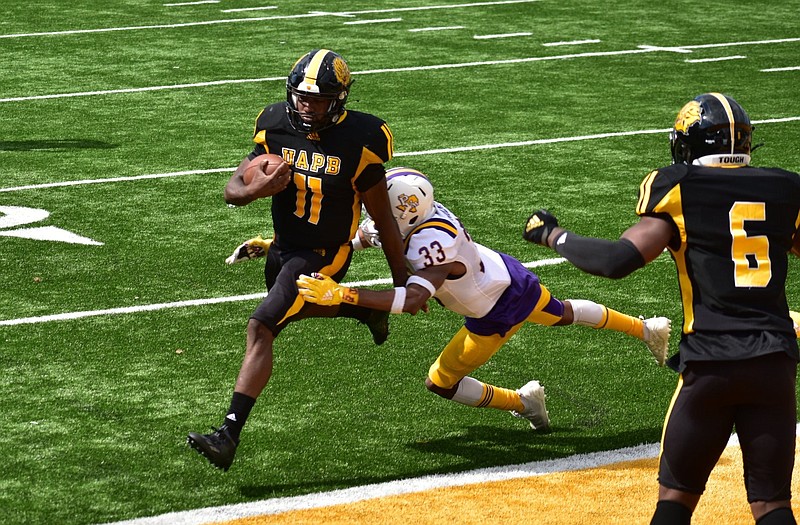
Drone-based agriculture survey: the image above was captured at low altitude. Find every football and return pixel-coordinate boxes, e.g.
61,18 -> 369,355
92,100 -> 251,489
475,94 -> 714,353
243,153 -> 285,184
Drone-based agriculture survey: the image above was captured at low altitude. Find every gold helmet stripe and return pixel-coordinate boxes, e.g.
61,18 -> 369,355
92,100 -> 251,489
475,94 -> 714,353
303,49 -> 332,88
709,92 -> 736,154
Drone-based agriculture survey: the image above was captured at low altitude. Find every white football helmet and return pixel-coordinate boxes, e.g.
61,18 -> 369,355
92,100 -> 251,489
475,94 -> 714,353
385,167 -> 435,238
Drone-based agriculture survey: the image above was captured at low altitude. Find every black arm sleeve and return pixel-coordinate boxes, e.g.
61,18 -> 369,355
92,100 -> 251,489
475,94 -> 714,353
552,232 -> 646,279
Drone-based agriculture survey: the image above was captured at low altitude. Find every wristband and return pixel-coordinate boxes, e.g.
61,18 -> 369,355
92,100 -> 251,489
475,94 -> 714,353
407,275 -> 437,297
342,288 -> 359,304
390,287 -> 407,314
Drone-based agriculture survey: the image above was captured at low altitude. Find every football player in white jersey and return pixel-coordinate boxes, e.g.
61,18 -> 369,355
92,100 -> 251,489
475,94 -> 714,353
296,167 -> 672,431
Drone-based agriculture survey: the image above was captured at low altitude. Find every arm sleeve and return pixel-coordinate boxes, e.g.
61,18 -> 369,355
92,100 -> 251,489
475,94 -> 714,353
552,232 -> 646,279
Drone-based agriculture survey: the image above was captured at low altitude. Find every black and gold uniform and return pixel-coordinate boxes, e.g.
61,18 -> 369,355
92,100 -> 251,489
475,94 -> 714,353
186,49 -> 406,473
250,102 -> 394,250
637,162 -> 800,501
523,93 -> 800,520
247,101 -> 394,333
637,163 -> 800,354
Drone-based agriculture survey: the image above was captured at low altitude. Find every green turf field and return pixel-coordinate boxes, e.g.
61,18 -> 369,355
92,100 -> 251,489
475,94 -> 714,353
1,1 -> 799,523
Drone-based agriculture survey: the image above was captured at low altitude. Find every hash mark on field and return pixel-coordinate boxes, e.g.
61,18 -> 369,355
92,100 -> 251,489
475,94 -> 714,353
542,39 -> 601,46
221,5 -> 278,13
343,18 -> 402,25
164,0 -> 219,5
474,32 -> 532,39
409,26 -> 464,32
685,55 -> 746,63
762,66 -> 800,72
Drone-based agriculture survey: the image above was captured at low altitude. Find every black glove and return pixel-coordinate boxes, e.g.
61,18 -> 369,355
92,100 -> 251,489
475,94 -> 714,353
523,209 -> 559,246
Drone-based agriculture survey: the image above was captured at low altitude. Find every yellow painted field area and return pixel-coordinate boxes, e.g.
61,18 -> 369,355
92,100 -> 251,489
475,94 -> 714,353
212,441 -> 800,525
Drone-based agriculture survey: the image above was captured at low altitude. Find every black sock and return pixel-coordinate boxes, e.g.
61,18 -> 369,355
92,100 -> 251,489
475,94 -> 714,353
651,500 -> 692,525
223,392 -> 256,443
757,508 -> 797,525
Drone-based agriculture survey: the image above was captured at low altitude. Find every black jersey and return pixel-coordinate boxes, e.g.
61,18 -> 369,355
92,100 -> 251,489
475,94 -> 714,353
636,163 -> 800,336
248,102 -> 394,249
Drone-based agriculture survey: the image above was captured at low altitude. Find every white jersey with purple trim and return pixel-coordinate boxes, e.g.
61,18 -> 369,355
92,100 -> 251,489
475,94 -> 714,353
404,202 -> 511,318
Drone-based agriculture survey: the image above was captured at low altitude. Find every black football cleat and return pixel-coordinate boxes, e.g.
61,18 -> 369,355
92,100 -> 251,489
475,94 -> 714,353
187,425 -> 238,471
364,309 -> 390,345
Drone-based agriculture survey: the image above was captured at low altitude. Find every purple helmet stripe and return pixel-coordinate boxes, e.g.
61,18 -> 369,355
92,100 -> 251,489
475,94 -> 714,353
386,167 -> 429,182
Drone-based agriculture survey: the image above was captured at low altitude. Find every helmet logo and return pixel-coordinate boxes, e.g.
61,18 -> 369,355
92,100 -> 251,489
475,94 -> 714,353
395,193 -> 420,214
674,100 -> 701,134
332,57 -> 351,88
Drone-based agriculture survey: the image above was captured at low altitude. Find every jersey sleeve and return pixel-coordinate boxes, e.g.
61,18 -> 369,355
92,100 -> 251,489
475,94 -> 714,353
635,168 -> 680,216
404,219 -> 460,271
353,118 -> 395,193
634,165 -> 687,245
249,103 -> 287,158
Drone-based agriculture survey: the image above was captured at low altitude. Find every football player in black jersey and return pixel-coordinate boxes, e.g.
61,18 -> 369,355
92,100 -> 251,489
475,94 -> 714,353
187,49 -> 407,472
524,93 -> 799,525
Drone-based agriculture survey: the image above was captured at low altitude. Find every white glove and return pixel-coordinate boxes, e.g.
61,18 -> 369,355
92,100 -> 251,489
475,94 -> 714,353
791,310 -> 800,338
225,235 -> 272,265
351,217 -> 382,250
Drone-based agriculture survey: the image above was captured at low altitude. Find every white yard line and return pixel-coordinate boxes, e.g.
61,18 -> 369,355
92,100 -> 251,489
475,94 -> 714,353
0,0 -> 539,39
2,118 -> 799,194
3,37 -> 798,104
0,259 -> 566,327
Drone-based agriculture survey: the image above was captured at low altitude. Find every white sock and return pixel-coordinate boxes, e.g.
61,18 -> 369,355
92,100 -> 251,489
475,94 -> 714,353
568,299 -> 605,327
451,376 -> 485,406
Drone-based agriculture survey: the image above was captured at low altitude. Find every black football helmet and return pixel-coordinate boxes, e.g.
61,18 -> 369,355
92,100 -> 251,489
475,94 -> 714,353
670,93 -> 752,166
286,49 -> 354,133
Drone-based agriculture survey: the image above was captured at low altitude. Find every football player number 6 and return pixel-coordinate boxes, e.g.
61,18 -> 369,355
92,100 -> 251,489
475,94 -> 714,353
729,201 -> 771,288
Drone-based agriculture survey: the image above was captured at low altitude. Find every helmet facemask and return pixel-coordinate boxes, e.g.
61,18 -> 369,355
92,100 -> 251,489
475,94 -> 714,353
286,49 -> 353,133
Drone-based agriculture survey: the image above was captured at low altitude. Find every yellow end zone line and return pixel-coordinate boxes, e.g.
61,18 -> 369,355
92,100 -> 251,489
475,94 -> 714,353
102,424 -> 800,525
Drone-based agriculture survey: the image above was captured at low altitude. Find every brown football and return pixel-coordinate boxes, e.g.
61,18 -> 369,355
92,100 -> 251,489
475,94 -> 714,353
243,153 -> 285,184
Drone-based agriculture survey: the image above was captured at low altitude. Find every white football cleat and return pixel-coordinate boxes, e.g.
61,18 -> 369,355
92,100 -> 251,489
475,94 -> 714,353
511,380 -> 551,432
643,317 -> 671,366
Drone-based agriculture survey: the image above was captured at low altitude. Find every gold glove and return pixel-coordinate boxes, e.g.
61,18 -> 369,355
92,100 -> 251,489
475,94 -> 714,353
225,235 -> 272,265
296,273 -> 359,306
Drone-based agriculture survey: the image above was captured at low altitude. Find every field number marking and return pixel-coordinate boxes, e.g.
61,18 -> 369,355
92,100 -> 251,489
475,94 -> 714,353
0,206 -> 103,245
